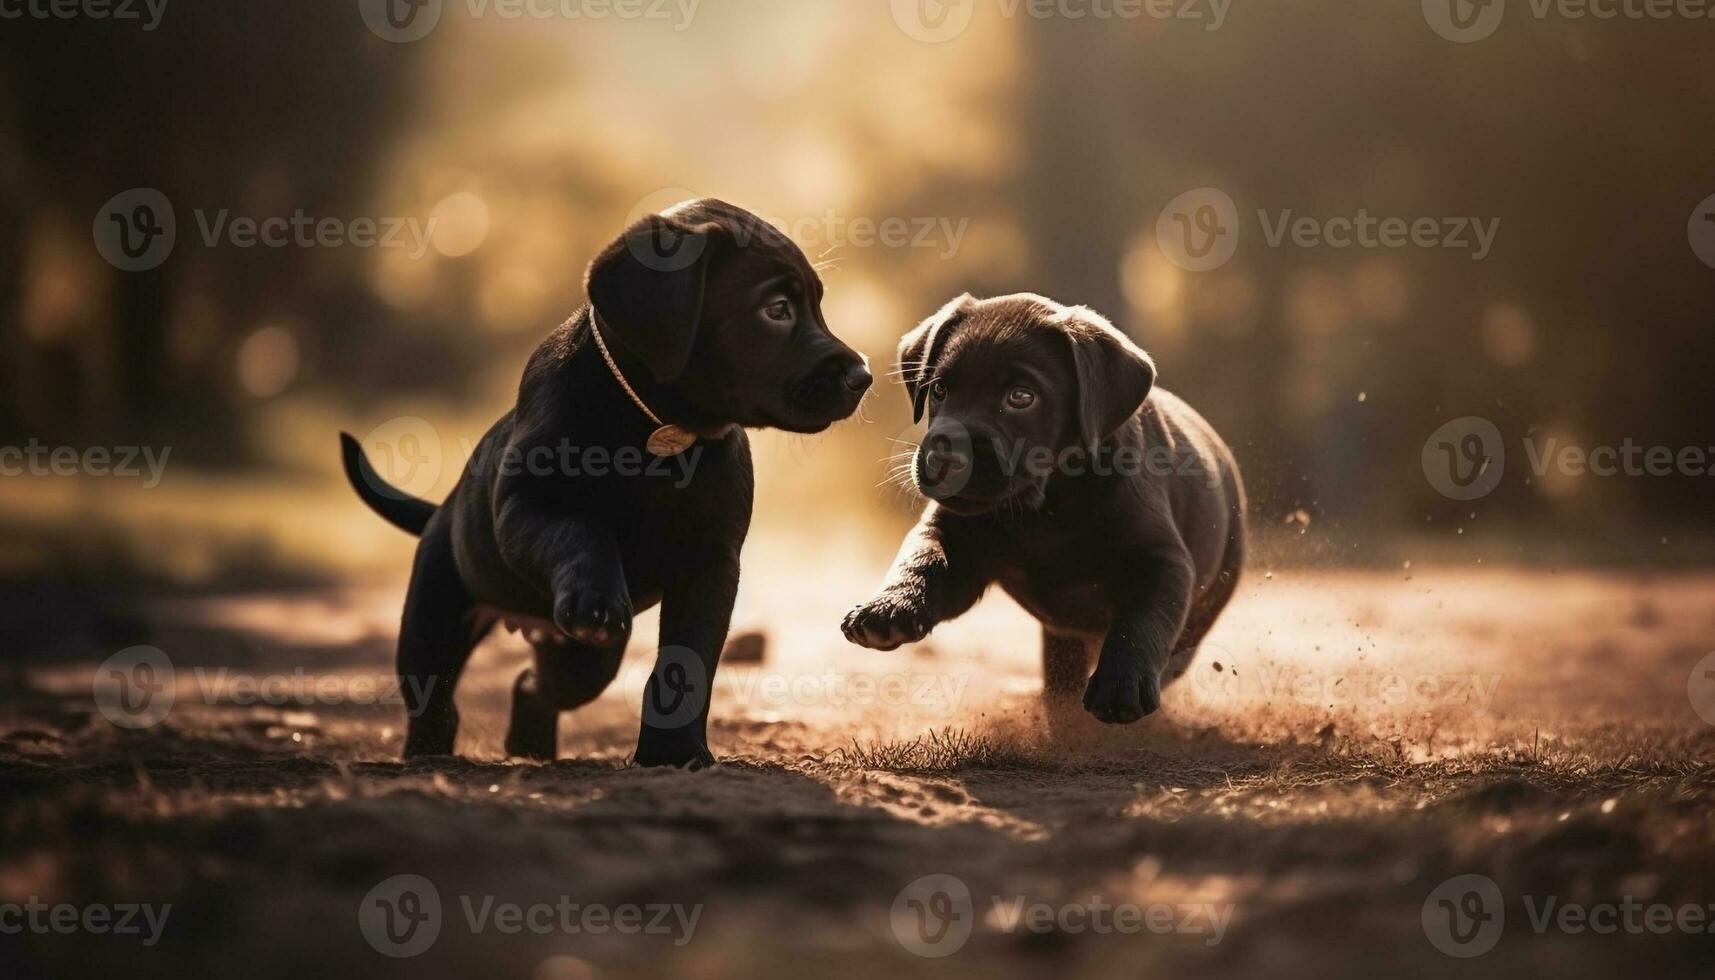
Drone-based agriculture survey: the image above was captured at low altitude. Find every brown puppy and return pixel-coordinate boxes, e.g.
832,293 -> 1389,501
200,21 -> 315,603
843,293 -> 1245,723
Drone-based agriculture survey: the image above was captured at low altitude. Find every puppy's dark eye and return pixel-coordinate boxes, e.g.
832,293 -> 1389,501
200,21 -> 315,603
1006,387 -> 1036,410
763,299 -> 793,323
930,379 -> 948,402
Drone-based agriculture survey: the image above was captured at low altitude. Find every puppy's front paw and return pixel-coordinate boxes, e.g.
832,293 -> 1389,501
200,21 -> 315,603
553,588 -> 633,648
1081,666 -> 1162,725
634,730 -> 717,770
842,590 -> 932,651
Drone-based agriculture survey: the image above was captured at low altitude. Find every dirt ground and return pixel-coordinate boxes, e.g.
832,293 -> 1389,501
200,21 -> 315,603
4,562 -> 1714,979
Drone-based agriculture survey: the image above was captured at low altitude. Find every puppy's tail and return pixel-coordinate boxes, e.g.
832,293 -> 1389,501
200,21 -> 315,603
339,432 -> 436,538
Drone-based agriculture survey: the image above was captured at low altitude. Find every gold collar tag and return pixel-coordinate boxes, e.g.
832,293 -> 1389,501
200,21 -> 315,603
646,426 -> 698,458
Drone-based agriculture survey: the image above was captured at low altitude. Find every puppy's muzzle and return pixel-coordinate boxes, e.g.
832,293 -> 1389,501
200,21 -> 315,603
789,350 -> 872,421
828,351 -> 874,395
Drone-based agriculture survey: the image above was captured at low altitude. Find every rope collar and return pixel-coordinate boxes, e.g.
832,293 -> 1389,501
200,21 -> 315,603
586,309 -> 698,458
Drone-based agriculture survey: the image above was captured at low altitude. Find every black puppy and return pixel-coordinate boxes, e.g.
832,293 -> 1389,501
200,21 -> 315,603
343,199 -> 871,766
843,293 -> 1245,723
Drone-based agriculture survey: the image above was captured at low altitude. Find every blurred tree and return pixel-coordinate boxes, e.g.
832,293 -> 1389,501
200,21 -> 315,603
1013,5 -> 1715,537
0,0 -> 425,455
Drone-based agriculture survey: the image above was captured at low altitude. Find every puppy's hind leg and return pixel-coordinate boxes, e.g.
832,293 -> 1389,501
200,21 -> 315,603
1164,533 -> 1245,687
1042,628 -> 1097,706
1043,628 -> 1099,735
505,639 -> 625,762
397,515 -> 487,759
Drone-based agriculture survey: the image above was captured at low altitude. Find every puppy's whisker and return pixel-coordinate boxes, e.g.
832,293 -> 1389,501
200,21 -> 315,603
852,386 -> 882,424
876,461 -> 919,489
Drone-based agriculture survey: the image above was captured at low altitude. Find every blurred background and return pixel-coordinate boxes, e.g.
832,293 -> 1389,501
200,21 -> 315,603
5,8 -> 1715,978
2,0 -> 1713,593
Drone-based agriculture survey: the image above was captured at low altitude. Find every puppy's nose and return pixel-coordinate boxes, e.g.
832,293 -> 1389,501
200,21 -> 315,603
842,359 -> 873,394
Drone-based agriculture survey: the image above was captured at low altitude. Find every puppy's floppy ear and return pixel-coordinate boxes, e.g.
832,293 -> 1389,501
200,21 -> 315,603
585,213 -> 725,383
1052,306 -> 1157,446
899,293 -> 976,423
